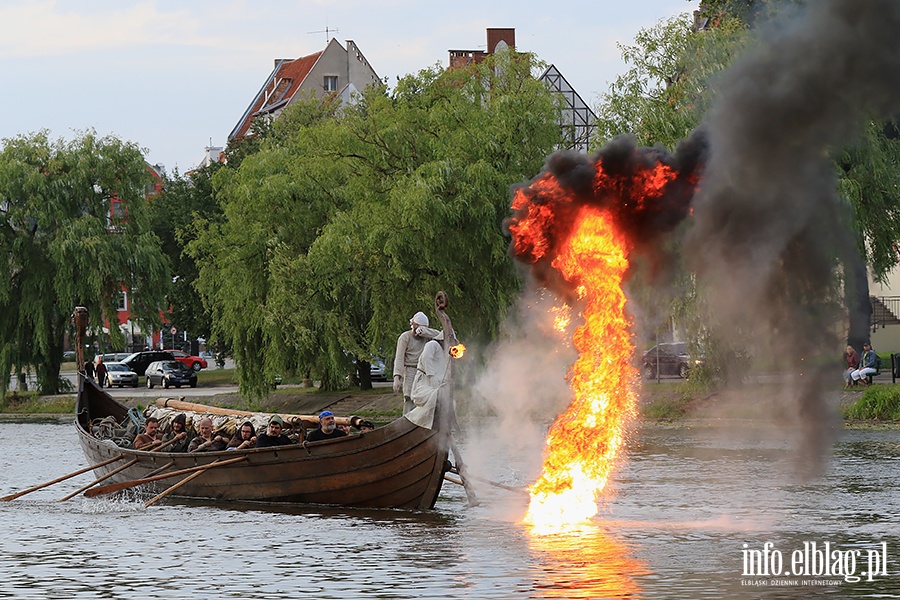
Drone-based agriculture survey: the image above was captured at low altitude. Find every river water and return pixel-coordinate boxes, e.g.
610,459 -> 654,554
0,420 -> 897,599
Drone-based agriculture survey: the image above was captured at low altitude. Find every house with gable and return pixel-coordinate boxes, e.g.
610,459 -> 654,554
229,39 -> 380,142
448,28 -> 596,153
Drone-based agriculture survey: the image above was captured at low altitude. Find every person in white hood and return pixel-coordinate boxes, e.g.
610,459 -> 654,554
393,311 -> 440,413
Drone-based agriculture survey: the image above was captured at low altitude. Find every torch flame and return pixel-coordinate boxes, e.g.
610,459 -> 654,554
521,208 -> 638,532
449,343 -> 466,359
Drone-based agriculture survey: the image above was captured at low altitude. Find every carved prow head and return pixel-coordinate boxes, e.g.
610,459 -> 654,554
434,291 -> 459,350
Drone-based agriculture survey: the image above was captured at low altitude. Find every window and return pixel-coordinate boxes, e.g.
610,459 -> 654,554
324,75 -> 338,92
111,200 -> 126,220
116,292 -> 127,312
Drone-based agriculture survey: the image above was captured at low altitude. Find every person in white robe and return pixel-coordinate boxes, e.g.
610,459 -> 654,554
406,336 -> 451,430
393,311 -> 441,414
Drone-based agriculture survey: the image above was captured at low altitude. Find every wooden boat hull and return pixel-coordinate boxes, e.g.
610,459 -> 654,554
75,378 -> 450,509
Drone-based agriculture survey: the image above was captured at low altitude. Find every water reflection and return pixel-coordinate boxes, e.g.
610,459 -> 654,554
527,524 -> 649,599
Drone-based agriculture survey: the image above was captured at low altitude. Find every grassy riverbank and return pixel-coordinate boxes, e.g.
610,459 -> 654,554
2,367 -> 404,423
5,369 -> 900,426
640,378 -> 900,425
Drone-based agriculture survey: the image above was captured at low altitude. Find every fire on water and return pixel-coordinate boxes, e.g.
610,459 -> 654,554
506,141 -> 700,533
516,208 -> 638,532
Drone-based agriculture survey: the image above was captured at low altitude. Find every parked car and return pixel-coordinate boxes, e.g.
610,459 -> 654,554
102,362 -> 139,388
62,350 -> 76,361
100,352 -> 131,363
120,350 -> 174,376
145,360 -> 198,389
370,358 -> 387,382
164,350 -> 208,371
642,342 -> 702,379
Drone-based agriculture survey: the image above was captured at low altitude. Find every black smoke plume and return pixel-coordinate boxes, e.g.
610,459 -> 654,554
683,0 -> 900,472
506,129 -> 707,300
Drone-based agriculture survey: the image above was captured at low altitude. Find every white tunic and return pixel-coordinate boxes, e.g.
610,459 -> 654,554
393,326 -> 440,397
406,339 -> 451,430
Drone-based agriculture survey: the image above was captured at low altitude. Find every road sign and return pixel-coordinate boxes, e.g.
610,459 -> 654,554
170,326 -> 177,336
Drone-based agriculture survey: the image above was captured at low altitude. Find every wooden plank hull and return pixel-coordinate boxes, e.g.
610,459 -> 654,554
75,378 -> 450,509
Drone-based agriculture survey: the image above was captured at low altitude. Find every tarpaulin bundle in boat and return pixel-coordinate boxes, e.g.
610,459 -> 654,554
91,416 -> 136,448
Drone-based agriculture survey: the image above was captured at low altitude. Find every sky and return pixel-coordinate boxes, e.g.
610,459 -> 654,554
0,0 -> 698,174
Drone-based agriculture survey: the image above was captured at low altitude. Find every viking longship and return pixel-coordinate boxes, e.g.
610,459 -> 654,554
68,293 -> 465,510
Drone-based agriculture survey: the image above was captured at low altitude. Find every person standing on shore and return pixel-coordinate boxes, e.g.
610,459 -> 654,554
393,312 -> 440,414
95,356 -> 108,388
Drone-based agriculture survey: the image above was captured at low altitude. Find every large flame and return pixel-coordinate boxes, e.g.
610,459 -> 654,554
507,144 -> 699,533
520,209 -> 637,531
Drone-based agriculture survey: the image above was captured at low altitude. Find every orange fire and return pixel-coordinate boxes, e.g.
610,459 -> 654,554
521,209 -> 637,531
449,343 -> 466,359
507,144 -> 698,532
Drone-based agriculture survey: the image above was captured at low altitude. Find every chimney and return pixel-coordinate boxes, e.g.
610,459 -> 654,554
486,28 -> 515,54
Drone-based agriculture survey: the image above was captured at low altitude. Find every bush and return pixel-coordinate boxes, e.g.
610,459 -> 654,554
843,385 -> 900,420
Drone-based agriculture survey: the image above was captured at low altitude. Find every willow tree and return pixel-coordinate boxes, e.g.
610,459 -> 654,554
837,121 -> 900,348
595,13 -> 748,150
0,131 -> 170,394
189,95 -> 349,396
192,53 -> 563,397
149,164 -> 225,346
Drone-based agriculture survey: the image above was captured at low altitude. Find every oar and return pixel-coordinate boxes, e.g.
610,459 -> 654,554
446,400 -> 479,507
84,455 -> 247,498
1,454 -> 125,501
449,438 -> 479,507
470,474 -> 529,496
57,437 -> 176,502
58,457 -> 139,502
143,459 -> 177,479
143,459 -> 228,508
462,471 -> 529,496
444,473 -> 466,487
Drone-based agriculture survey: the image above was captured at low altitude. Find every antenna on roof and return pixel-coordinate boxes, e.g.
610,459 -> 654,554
307,22 -> 339,43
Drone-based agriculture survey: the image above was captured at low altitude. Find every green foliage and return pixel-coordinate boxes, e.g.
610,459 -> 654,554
191,54 -> 563,397
837,120 -> 900,282
150,164 -> 225,340
196,367 -> 238,387
843,385 -> 900,421
0,130 -> 170,395
595,13 -> 749,150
